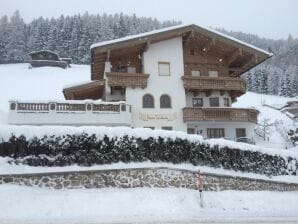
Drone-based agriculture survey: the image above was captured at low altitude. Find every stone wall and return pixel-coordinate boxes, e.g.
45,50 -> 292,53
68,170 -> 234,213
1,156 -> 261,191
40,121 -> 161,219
0,167 -> 297,191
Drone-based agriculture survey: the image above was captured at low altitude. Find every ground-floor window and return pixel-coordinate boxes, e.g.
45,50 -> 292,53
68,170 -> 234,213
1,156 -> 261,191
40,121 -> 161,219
187,128 -> 195,134
207,128 -> 225,138
162,126 -> 172,130
236,128 -> 246,138
144,126 -> 155,130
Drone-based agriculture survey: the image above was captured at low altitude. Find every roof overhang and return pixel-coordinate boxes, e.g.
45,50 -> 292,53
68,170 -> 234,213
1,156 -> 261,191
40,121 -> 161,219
91,24 -> 272,58
63,80 -> 105,100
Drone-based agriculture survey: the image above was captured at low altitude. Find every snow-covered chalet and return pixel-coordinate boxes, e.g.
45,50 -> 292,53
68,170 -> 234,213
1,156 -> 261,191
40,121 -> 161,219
9,24 -> 272,141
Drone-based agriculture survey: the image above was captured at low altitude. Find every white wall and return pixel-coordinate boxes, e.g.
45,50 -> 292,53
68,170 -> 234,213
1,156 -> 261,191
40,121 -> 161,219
8,103 -> 132,126
125,37 -> 187,131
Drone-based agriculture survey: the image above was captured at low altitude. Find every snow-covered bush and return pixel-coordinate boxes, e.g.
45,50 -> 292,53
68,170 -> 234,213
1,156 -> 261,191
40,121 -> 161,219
0,131 -> 297,176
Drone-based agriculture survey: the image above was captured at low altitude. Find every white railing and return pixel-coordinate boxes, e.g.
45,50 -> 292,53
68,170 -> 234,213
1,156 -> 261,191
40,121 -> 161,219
8,100 -> 132,126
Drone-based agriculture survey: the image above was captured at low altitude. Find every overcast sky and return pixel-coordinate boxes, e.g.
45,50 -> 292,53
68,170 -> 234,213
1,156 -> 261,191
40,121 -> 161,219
1,0 -> 297,39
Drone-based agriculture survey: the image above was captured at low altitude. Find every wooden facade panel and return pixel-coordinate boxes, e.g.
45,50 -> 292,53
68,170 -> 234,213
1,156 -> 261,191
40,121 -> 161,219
107,72 -> 149,88
183,107 -> 258,123
182,76 -> 246,94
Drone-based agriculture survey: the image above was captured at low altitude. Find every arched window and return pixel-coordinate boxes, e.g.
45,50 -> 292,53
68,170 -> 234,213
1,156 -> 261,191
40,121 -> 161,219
143,94 -> 154,108
160,94 -> 171,108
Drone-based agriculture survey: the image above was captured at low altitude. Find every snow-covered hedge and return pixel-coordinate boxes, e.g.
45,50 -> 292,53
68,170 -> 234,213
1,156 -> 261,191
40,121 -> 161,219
0,126 -> 297,176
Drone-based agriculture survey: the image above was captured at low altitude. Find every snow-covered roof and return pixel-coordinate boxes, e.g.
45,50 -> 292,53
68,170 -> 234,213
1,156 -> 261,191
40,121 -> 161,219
91,23 -> 273,57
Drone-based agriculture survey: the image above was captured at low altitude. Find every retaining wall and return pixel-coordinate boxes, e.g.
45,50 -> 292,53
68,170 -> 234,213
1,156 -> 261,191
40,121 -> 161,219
0,167 -> 297,191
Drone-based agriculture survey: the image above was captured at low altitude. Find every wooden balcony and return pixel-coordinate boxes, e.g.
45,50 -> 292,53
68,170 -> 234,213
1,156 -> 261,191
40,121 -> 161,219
182,76 -> 246,93
106,72 -> 149,88
183,107 -> 259,123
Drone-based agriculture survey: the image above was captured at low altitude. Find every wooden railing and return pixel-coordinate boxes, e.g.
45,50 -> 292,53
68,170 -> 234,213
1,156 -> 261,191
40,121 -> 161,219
10,101 -> 126,113
106,72 -> 149,88
182,76 -> 246,93
183,107 -> 259,123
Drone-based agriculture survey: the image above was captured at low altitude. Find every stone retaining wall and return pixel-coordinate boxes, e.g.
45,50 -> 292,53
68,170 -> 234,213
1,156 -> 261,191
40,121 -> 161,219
0,167 -> 297,191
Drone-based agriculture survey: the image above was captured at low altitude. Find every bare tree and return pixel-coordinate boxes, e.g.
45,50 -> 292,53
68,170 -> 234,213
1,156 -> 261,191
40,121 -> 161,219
255,118 -> 275,141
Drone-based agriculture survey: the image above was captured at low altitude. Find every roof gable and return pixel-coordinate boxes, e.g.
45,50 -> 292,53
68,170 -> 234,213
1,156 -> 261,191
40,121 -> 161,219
91,24 -> 272,57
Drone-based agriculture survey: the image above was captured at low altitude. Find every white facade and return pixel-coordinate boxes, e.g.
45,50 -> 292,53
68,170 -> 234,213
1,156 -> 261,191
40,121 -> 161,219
125,37 -> 187,131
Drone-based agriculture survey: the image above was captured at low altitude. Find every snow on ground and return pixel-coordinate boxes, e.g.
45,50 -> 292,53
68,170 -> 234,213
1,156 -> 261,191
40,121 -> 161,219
233,92 -> 297,149
0,63 -> 89,123
0,185 -> 297,223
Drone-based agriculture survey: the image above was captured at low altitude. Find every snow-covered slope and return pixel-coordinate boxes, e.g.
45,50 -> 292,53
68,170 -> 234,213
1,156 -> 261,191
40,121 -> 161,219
0,63 -> 89,123
233,92 -> 297,149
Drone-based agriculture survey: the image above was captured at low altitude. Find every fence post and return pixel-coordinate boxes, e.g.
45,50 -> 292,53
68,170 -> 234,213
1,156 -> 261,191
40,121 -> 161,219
197,170 -> 204,208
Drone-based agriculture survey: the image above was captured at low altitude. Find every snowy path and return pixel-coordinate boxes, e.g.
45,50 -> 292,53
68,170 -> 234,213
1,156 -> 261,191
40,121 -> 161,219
0,185 -> 298,223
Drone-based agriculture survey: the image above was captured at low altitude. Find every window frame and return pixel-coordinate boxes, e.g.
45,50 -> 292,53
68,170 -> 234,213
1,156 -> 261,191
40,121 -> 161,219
192,98 -> 203,107
160,94 -> 172,108
187,128 -> 195,134
224,98 -> 230,107
209,97 -> 219,107
208,70 -> 219,77
142,94 -> 155,108
158,61 -> 171,76
207,128 -> 225,138
191,70 -> 200,77
236,128 -> 246,138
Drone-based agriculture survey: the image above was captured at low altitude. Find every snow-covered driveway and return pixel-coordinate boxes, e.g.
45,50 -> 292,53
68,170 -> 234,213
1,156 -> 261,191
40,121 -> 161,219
0,185 -> 298,223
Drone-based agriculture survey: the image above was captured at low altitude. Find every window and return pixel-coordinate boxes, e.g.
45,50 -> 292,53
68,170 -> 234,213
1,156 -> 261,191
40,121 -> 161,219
162,126 -> 172,130
127,66 -> 136,74
191,70 -> 200,77
224,98 -> 230,107
144,127 -> 155,130
190,49 -> 195,55
209,98 -> 219,107
236,128 -> 246,138
193,98 -> 203,107
142,94 -> 154,108
160,94 -> 171,108
187,128 -> 195,134
208,71 -> 218,77
207,128 -> 225,138
158,62 -> 170,76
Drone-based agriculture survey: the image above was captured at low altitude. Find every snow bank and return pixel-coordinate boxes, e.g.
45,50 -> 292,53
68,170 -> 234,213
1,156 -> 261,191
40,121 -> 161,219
0,185 -> 297,223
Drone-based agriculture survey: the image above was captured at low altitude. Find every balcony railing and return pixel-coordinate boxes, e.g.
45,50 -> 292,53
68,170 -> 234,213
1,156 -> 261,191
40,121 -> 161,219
9,101 -> 132,126
106,72 -> 149,88
183,107 -> 259,123
182,76 -> 246,93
